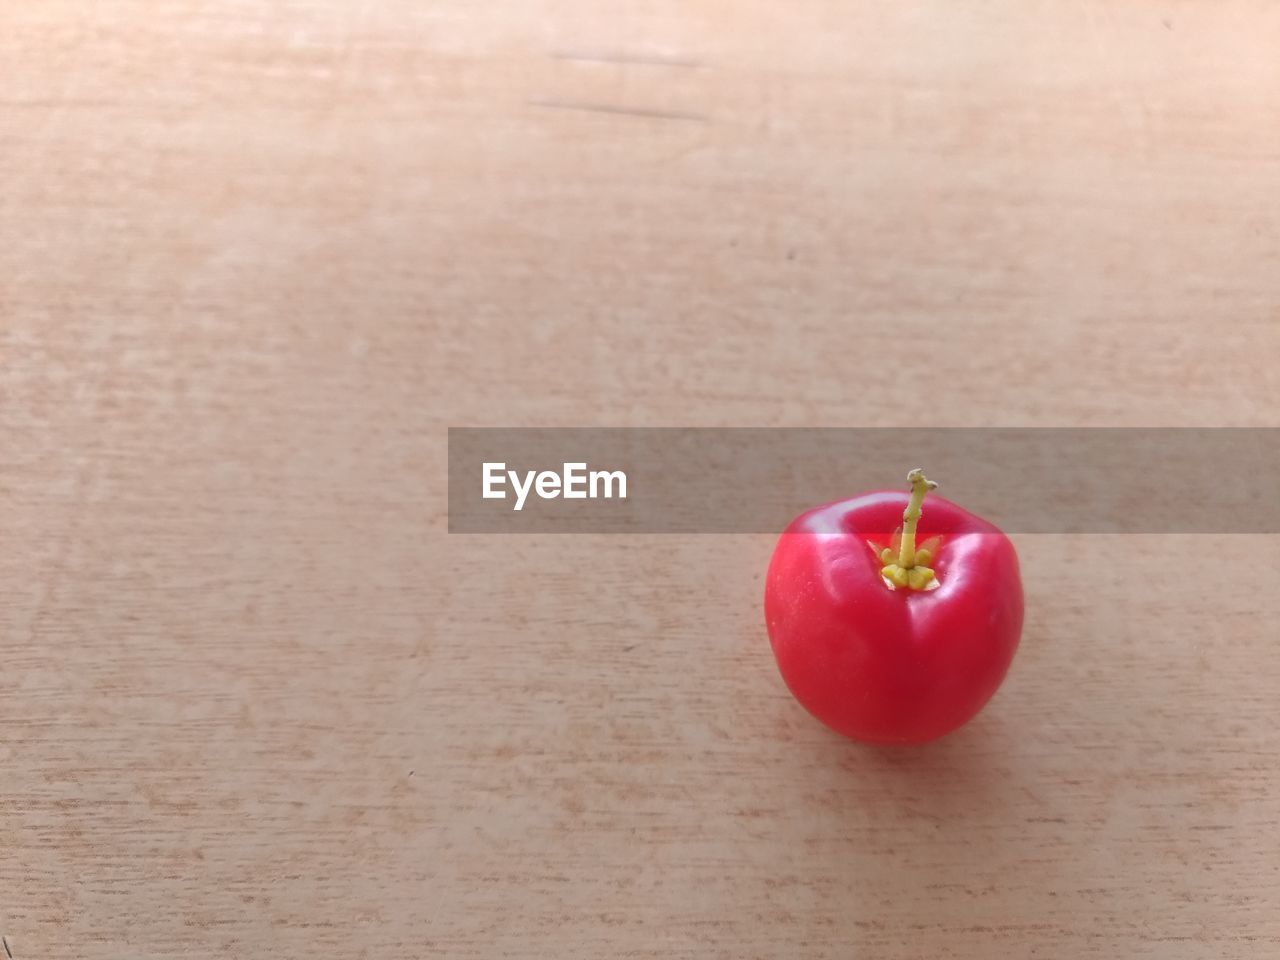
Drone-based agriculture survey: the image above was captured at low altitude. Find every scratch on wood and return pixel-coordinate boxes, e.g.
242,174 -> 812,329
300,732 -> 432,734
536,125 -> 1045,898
527,99 -> 708,123
3,933 -> 12,958
0,98 -> 116,107
551,51 -> 704,68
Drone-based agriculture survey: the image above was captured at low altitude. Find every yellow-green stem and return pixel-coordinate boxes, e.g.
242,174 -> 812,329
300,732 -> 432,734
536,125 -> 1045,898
880,469 -> 939,591
897,468 -> 936,568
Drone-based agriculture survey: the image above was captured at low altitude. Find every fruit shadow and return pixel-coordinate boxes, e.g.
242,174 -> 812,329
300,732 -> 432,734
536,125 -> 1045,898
792,709 -> 1044,856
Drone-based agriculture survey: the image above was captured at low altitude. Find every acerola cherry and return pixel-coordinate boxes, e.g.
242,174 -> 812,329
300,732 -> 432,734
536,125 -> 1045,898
764,470 -> 1023,745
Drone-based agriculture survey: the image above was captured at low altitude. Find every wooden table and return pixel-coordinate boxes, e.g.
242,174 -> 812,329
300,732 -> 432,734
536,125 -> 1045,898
3,2 -> 1278,957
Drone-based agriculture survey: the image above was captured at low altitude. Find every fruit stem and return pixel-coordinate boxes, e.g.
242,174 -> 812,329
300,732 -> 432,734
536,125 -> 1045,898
897,468 -> 937,569
880,469 -> 939,591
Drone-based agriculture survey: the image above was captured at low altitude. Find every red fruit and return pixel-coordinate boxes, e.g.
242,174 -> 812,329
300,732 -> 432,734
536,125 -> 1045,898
764,470 -> 1023,745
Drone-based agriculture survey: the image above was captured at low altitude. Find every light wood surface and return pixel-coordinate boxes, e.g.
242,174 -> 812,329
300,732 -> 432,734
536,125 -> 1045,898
3,2 -> 1279,958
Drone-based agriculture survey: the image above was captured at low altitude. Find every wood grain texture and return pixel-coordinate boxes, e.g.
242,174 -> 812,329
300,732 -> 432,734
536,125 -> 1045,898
3,2 -> 1279,957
